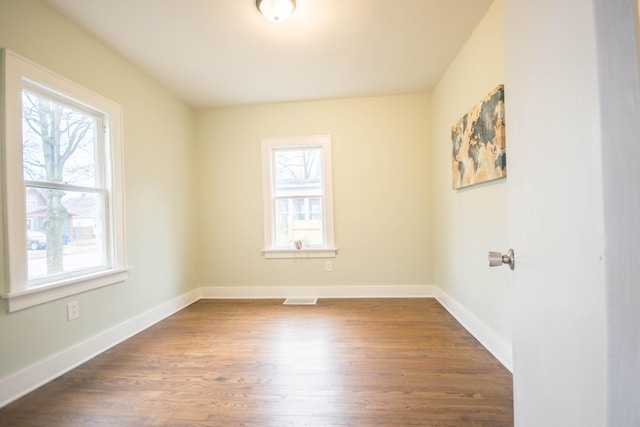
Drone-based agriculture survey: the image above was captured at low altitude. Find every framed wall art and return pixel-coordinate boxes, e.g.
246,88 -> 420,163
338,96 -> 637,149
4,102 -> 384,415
451,84 -> 506,190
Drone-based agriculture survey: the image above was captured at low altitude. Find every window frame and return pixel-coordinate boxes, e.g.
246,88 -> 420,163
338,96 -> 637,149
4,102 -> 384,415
1,49 -> 128,312
261,135 -> 337,259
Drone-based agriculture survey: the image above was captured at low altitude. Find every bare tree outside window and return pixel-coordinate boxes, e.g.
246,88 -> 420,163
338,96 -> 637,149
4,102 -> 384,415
22,89 -> 100,275
274,149 -> 321,188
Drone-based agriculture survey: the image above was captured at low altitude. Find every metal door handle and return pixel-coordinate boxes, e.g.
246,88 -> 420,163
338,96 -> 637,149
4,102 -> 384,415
488,249 -> 515,270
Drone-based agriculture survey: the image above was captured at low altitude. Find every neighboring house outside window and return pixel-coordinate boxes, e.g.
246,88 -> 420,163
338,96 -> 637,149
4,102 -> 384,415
0,49 -> 128,312
261,135 -> 336,259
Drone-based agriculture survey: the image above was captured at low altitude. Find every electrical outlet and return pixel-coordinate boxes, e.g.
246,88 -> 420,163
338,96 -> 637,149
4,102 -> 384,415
67,301 -> 79,321
325,261 -> 333,272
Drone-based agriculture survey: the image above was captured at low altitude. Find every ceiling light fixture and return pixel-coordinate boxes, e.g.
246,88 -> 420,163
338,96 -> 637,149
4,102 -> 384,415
256,0 -> 296,23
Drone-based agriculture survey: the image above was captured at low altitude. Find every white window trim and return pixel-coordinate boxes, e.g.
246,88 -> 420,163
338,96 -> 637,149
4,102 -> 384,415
0,49 -> 129,312
261,135 -> 337,259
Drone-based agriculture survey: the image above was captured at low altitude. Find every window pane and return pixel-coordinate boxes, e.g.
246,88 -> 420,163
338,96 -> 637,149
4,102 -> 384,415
273,148 -> 322,197
274,197 -> 324,248
309,198 -> 322,220
26,187 -> 106,280
22,89 -> 97,188
275,199 -> 289,226
293,198 -> 305,220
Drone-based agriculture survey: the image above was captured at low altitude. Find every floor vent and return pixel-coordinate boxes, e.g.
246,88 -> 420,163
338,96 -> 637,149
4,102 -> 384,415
283,297 -> 318,305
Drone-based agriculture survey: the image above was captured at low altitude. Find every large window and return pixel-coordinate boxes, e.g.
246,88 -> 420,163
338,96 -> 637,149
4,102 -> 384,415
261,135 -> 336,258
1,49 -> 128,312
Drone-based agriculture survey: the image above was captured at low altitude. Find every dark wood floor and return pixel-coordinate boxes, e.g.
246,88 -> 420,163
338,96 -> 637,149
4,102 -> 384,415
0,299 -> 513,426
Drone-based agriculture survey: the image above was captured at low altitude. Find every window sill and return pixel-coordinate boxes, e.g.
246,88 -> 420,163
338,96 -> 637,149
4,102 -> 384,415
1,267 -> 130,312
262,248 -> 337,259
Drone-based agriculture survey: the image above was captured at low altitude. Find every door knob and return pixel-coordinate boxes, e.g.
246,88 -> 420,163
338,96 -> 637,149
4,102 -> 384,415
488,249 -> 515,270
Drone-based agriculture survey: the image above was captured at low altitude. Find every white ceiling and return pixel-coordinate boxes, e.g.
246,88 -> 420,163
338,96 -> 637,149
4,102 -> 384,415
45,0 -> 493,108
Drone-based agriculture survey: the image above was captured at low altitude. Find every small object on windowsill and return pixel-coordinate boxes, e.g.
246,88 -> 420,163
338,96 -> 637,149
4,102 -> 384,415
294,240 -> 303,250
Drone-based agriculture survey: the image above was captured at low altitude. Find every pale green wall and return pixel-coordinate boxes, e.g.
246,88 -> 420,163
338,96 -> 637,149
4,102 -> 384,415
196,95 -> 432,288
0,0 -> 198,377
430,0 -> 512,343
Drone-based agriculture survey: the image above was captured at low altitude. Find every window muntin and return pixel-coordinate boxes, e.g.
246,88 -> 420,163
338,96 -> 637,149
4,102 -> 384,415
1,49 -> 128,312
261,135 -> 336,258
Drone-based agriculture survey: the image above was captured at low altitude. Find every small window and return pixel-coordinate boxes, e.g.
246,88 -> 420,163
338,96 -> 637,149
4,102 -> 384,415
1,49 -> 128,312
261,135 -> 336,258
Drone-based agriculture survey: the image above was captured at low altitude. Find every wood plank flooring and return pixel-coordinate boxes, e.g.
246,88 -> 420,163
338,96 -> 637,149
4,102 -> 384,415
0,299 -> 513,426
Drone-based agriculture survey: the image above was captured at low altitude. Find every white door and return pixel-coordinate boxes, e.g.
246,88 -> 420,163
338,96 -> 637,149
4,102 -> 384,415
504,0 -> 640,426
504,0 -> 607,425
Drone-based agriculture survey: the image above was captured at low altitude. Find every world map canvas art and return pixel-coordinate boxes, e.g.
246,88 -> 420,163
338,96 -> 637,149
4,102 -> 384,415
451,85 -> 506,190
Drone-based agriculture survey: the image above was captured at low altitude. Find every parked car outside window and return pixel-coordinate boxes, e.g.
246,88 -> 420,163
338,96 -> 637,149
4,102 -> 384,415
26,230 -> 47,250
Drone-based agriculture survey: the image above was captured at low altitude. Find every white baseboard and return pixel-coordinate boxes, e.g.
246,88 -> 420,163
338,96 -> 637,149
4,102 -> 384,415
434,288 -> 513,372
0,288 -> 200,408
1,284 -> 512,408
200,284 -> 437,299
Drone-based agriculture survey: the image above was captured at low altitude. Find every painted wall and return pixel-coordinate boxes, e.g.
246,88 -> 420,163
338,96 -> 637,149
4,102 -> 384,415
196,94 -> 432,289
430,0 -> 512,346
0,0 -> 198,378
